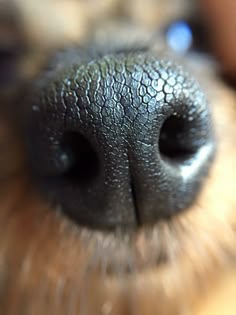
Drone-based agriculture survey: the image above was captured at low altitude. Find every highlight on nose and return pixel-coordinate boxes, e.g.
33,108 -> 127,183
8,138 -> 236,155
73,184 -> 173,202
26,50 -> 215,229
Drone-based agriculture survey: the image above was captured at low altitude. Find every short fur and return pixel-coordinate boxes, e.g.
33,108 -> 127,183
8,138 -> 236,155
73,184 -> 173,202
0,1 -> 235,314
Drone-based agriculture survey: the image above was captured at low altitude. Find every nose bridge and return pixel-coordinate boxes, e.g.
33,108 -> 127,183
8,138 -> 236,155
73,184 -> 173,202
75,55 -> 176,223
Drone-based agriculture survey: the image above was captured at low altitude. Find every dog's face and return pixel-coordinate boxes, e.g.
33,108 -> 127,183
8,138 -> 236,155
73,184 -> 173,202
0,1 -> 236,315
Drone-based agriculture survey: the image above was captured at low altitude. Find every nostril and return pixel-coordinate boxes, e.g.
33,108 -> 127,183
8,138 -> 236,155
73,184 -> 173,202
159,115 -> 195,162
59,132 -> 100,183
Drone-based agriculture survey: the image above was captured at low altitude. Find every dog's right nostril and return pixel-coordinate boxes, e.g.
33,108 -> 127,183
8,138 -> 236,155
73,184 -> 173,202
60,131 -> 100,183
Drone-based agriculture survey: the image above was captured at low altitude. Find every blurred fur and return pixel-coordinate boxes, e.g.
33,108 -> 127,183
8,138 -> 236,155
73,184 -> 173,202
0,1 -> 235,314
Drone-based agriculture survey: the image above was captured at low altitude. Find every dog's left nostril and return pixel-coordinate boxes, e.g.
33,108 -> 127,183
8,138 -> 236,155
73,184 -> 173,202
25,51 -> 215,230
159,115 -> 195,161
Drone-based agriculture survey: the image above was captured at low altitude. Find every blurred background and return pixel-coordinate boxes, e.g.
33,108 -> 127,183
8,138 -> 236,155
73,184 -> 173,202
0,1 -> 235,314
0,0 -> 235,89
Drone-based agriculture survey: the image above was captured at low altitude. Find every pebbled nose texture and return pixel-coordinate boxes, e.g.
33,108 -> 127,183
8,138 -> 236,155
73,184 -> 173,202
26,51 -> 215,229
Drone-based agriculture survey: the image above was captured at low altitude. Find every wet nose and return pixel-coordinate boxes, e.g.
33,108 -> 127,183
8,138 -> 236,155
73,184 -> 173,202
26,51 -> 215,229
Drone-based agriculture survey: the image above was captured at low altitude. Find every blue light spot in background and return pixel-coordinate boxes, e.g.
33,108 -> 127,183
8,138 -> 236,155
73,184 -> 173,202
166,21 -> 193,54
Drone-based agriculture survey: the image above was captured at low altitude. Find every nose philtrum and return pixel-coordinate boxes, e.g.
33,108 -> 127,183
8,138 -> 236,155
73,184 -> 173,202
26,52 -> 215,229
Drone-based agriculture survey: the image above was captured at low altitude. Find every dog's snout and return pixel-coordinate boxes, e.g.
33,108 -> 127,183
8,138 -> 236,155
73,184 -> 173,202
26,51 -> 215,229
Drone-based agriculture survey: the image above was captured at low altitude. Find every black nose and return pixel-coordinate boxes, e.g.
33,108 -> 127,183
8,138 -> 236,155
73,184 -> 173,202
26,51 -> 215,229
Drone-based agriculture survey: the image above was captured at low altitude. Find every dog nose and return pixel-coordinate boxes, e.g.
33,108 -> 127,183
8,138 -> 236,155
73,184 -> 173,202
26,51 -> 215,229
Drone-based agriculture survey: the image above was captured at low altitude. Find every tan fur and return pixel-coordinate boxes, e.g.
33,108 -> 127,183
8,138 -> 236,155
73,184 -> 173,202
0,1 -> 236,314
